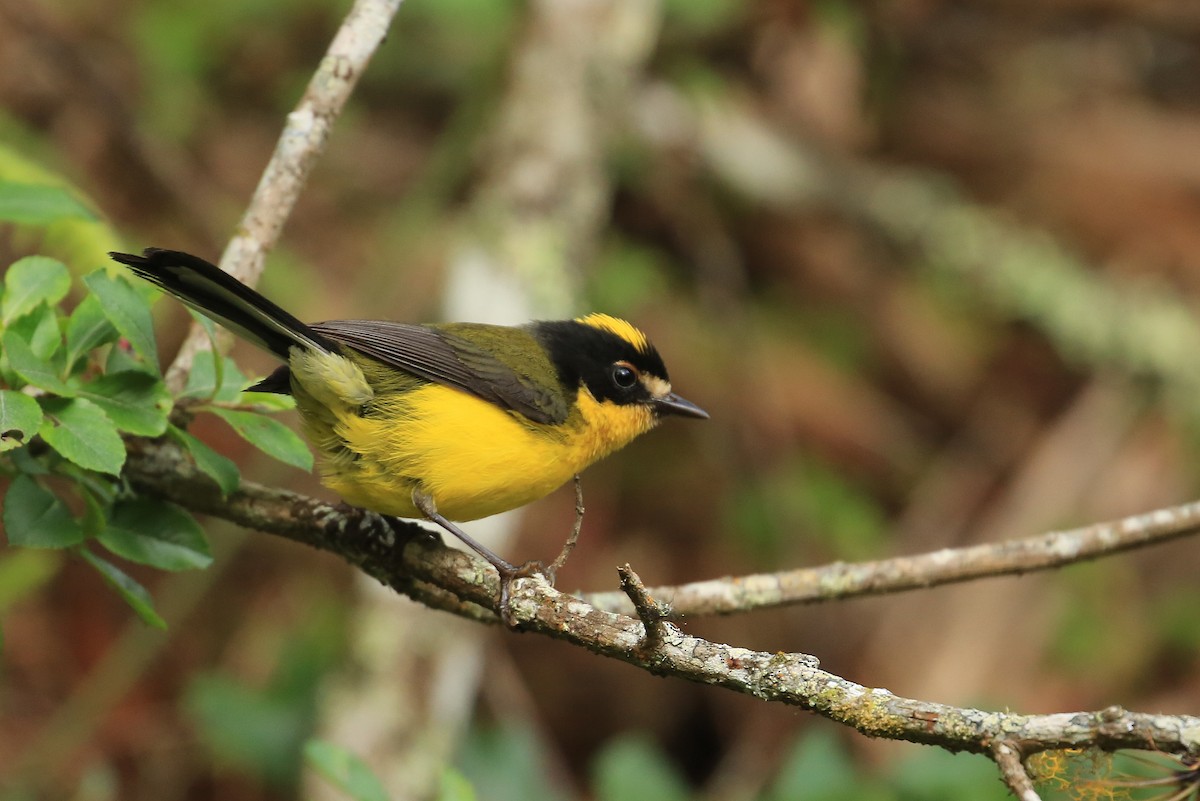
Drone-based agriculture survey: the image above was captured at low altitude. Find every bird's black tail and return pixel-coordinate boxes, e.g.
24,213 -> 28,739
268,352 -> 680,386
108,248 -> 336,361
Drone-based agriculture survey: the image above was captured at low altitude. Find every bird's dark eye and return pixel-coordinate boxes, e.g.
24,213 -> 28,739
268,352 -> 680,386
611,363 -> 638,389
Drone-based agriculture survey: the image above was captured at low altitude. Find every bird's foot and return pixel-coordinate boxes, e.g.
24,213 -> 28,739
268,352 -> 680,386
495,559 -> 546,627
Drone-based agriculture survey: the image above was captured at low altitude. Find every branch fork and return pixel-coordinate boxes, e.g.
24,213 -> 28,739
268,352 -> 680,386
617,564 -> 672,657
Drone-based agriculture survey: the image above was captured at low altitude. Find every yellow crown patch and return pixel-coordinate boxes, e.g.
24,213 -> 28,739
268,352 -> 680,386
576,313 -> 651,353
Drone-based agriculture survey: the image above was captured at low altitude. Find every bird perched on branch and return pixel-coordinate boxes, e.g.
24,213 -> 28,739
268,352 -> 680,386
110,248 -> 707,619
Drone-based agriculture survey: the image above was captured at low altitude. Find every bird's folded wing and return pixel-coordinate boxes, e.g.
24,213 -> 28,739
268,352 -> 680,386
311,320 -> 570,425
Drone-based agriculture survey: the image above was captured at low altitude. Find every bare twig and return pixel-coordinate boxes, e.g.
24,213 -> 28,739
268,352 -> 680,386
993,741 -> 1042,801
121,434 -> 1200,761
617,563 -> 669,655
545,474 -> 584,583
163,0 -> 405,392
580,500 -> 1200,617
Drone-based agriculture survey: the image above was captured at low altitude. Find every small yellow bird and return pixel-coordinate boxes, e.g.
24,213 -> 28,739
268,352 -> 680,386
110,248 -> 707,612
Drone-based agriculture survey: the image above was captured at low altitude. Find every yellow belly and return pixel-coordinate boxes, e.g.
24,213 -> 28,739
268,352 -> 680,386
307,382 -> 655,522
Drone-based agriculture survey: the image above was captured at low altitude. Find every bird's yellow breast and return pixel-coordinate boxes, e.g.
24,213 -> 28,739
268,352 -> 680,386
301,378 -> 657,522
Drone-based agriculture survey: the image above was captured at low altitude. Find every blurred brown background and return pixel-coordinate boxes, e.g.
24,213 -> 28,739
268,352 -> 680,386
3,0 -> 1200,799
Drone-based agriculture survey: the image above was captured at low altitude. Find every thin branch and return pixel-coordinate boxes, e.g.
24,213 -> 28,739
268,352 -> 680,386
164,0 -> 405,392
579,501 -> 1200,617
993,741 -> 1043,801
121,434 -> 1200,760
617,563 -> 669,655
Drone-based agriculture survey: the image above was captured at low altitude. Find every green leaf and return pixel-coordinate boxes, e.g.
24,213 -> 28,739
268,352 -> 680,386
79,480 -> 109,537
9,444 -> 51,475
80,549 -> 166,629
2,474 -> 85,548
71,371 -> 172,436
168,425 -> 240,496
97,498 -> 212,571
65,295 -> 119,372
304,740 -> 390,801
3,328 -> 74,395
184,313 -> 228,396
236,390 -> 295,412
0,181 -> 97,225
83,271 -> 159,371
183,354 -> 248,402
0,389 -> 43,452
2,256 -> 71,324
207,407 -> 312,471
104,342 -> 152,375
38,396 -> 125,475
8,303 -> 62,360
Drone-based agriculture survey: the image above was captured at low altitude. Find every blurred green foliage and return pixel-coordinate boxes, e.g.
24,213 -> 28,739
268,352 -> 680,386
0,145 -> 122,271
457,722 -> 569,801
186,599 -> 346,786
781,304 -> 875,373
305,740 -> 392,801
449,723 -> 1031,801
1048,561 -> 1145,682
1152,587 -> 1200,655
0,549 -> 60,614
586,240 -> 674,317
374,0 -> 519,94
661,0 -> 744,41
132,0 -> 342,137
727,454 -> 886,563
592,733 -> 691,801
765,729 -> 887,801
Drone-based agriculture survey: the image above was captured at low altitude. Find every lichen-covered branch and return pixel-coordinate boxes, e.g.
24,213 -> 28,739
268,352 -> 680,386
121,434 -> 1200,761
579,501 -> 1200,617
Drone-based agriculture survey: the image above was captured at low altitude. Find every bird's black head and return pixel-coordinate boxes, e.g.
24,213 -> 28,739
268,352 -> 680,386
530,314 -> 707,419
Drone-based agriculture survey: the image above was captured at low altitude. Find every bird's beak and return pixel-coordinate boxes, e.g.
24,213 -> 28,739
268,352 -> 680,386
652,392 -> 709,420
